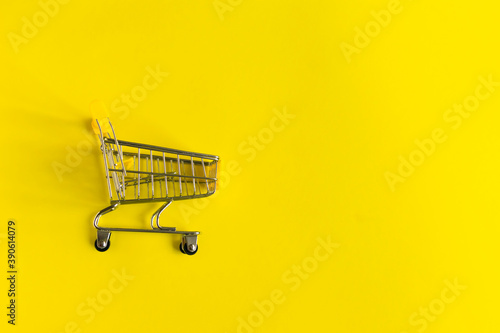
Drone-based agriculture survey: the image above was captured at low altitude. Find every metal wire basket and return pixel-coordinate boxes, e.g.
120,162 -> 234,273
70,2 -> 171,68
92,117 -> 219,255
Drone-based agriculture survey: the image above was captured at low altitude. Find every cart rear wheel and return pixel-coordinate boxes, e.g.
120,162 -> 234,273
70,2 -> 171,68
183,243 -> 198,255
179,243 -> 186,254
95,239 -> 110,252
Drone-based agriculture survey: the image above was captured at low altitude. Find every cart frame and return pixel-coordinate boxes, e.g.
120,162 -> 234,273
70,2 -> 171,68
92,118 -> 219,254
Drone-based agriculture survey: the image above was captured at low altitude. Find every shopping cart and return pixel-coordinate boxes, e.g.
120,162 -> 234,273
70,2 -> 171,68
91,107 -> 219,255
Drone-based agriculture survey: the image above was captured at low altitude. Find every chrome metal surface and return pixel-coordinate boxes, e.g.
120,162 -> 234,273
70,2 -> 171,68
92,119 -> 218,253
182,235 -> 198,252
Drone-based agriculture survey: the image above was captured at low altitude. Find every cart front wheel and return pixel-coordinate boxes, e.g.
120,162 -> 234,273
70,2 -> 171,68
95,239 -> 111,252
183,243 -> 198,255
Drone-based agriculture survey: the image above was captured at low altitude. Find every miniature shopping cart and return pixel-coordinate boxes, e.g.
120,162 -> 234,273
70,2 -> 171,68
91,113 -> 219,255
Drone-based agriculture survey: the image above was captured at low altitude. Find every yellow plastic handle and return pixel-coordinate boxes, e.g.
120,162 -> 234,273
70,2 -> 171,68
117,157 -> 135,173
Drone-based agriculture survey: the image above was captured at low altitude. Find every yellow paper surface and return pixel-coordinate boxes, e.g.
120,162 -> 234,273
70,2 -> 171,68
1,1 -> 499,332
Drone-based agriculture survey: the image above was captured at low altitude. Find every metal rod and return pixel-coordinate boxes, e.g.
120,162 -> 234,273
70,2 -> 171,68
191,156 -> 196,195
93,203 -> 119,228
108,144 -> 122,198
163,152 -> 168,198
155,199 -> 174,230
107,119 -> 127,176
146,156 -> 149,199
150,200 -> 171,229
177,154 -> 182,196
133,156 -> 136,199
170,160 -> 175,197
97,227 -> 199,235
137,148 -> 141,199
103,137 -> 219,160
182,160 -> 188,196
118,150 -> 209,166
157,158 -> 162,198
196,179 -> 201,195
150,150 -> 154,199
107,168 -> 216,180
110,192 -> 214,204
95,120 -> 113,200
201,158 -> 209,193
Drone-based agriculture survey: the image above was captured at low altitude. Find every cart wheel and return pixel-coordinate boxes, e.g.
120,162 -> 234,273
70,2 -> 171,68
183,243 -> 198,255
179,243 -> 186,254
95,239 -> 111,252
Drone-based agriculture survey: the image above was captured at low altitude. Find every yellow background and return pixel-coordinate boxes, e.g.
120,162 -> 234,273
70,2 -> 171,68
1,0 -> 499,332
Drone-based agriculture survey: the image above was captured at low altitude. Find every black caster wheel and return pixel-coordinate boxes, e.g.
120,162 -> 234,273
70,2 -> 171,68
183,243 -> 198,256
95,239 -> 110,252
179,243 -> 186,254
